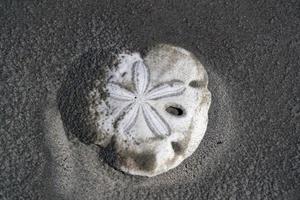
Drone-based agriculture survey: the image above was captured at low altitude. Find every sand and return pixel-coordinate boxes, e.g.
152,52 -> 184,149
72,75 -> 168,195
1,0 -> 299,199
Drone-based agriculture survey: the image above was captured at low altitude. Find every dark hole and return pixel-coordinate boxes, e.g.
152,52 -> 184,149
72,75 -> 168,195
171,142 -> 182,154
166,106 -> 185,116
189,80 -> 203,88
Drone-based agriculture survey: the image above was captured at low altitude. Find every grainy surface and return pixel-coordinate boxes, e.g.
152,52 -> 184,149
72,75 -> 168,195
1,0 -> 299,199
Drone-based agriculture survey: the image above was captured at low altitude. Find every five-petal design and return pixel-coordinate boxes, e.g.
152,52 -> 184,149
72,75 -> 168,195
107,61 -> 186,137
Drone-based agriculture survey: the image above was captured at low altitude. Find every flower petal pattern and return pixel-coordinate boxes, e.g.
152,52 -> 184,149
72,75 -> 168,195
132,61 -> 150,95
117,103 -> 140,133
107,83 -> 135,101
112,101 -> 132,118
145,80 -> 186,100
142,103 -> 171,137
107,59 -> 185,137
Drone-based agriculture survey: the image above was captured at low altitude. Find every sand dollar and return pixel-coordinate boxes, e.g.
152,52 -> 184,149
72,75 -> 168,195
89,44 -> 211,177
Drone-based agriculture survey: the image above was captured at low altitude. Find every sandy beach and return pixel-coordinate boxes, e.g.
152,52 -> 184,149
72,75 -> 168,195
1,0 -> 299,199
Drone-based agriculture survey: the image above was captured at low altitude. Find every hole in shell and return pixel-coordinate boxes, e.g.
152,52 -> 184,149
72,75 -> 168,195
189,80 -> 204,88
171,142 -> 183,154
165,105 -> 186,117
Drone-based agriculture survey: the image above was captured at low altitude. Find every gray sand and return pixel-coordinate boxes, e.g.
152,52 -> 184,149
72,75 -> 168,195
1,0 -> 299,199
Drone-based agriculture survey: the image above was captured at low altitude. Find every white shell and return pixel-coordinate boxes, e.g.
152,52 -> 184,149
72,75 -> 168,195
89,44 -> 211,177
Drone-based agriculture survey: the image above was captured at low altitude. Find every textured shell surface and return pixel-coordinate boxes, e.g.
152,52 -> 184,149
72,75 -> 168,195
89,44 -> 211,177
